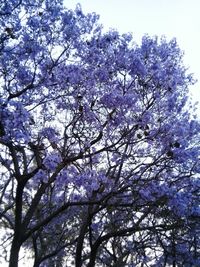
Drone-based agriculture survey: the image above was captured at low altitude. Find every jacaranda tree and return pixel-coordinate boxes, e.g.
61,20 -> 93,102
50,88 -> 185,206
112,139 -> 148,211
0,0 -> 200,266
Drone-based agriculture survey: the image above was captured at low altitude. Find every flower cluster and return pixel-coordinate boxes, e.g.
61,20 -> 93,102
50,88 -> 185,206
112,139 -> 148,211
0,1 -> 200,266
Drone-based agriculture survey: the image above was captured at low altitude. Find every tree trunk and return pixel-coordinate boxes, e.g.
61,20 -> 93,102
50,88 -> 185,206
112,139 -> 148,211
9,237 -> 21,267
75,213 -> 91,267
87,243 -> 99,267
33,260 -> 40,267
9,181 -> 25,267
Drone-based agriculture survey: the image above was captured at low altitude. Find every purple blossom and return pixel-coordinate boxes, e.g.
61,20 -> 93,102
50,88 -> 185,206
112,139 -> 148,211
0,1 -> 200,266
43,152 -> 62,172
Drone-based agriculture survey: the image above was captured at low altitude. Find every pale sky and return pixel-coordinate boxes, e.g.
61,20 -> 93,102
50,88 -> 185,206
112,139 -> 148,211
65,0 -> 200,110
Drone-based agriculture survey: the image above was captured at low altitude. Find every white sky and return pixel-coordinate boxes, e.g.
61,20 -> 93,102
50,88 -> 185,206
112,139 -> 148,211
66,0 -> 200,111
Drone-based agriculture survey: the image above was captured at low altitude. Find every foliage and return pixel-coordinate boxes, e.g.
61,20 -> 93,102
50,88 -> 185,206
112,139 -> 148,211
0,0 -> 200,266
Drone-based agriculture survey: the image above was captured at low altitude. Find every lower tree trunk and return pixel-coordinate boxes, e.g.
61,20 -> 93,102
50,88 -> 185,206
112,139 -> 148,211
9,238 -> 21,267
76,215 -> 91,267
87,246 -> 98,267
9,181 -> 26,267
33,260 -> 40,267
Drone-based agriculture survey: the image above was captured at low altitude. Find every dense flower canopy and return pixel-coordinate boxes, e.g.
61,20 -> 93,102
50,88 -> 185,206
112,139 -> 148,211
0,1 -> 200,266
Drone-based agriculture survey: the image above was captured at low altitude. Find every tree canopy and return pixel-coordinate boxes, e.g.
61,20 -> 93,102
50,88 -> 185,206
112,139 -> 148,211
0,0 -> 200,266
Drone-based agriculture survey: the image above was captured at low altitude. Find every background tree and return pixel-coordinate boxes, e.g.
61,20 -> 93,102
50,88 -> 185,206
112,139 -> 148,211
0,0 -> 200,266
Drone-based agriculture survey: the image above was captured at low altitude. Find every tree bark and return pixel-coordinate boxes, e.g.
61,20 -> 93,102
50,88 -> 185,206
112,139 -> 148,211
9,181 -> 25,267
9,237 -> 21,267
33,260 -> 40,267
75,213 -> 91,267
87,245 -> 99,267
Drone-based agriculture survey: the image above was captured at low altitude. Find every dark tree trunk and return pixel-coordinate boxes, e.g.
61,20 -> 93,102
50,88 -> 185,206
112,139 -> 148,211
9,238 -> 21,267
33,260 -> 41,267
75,214 -> 91,267
9,181 -> 25,267
87,243 -> 99,267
